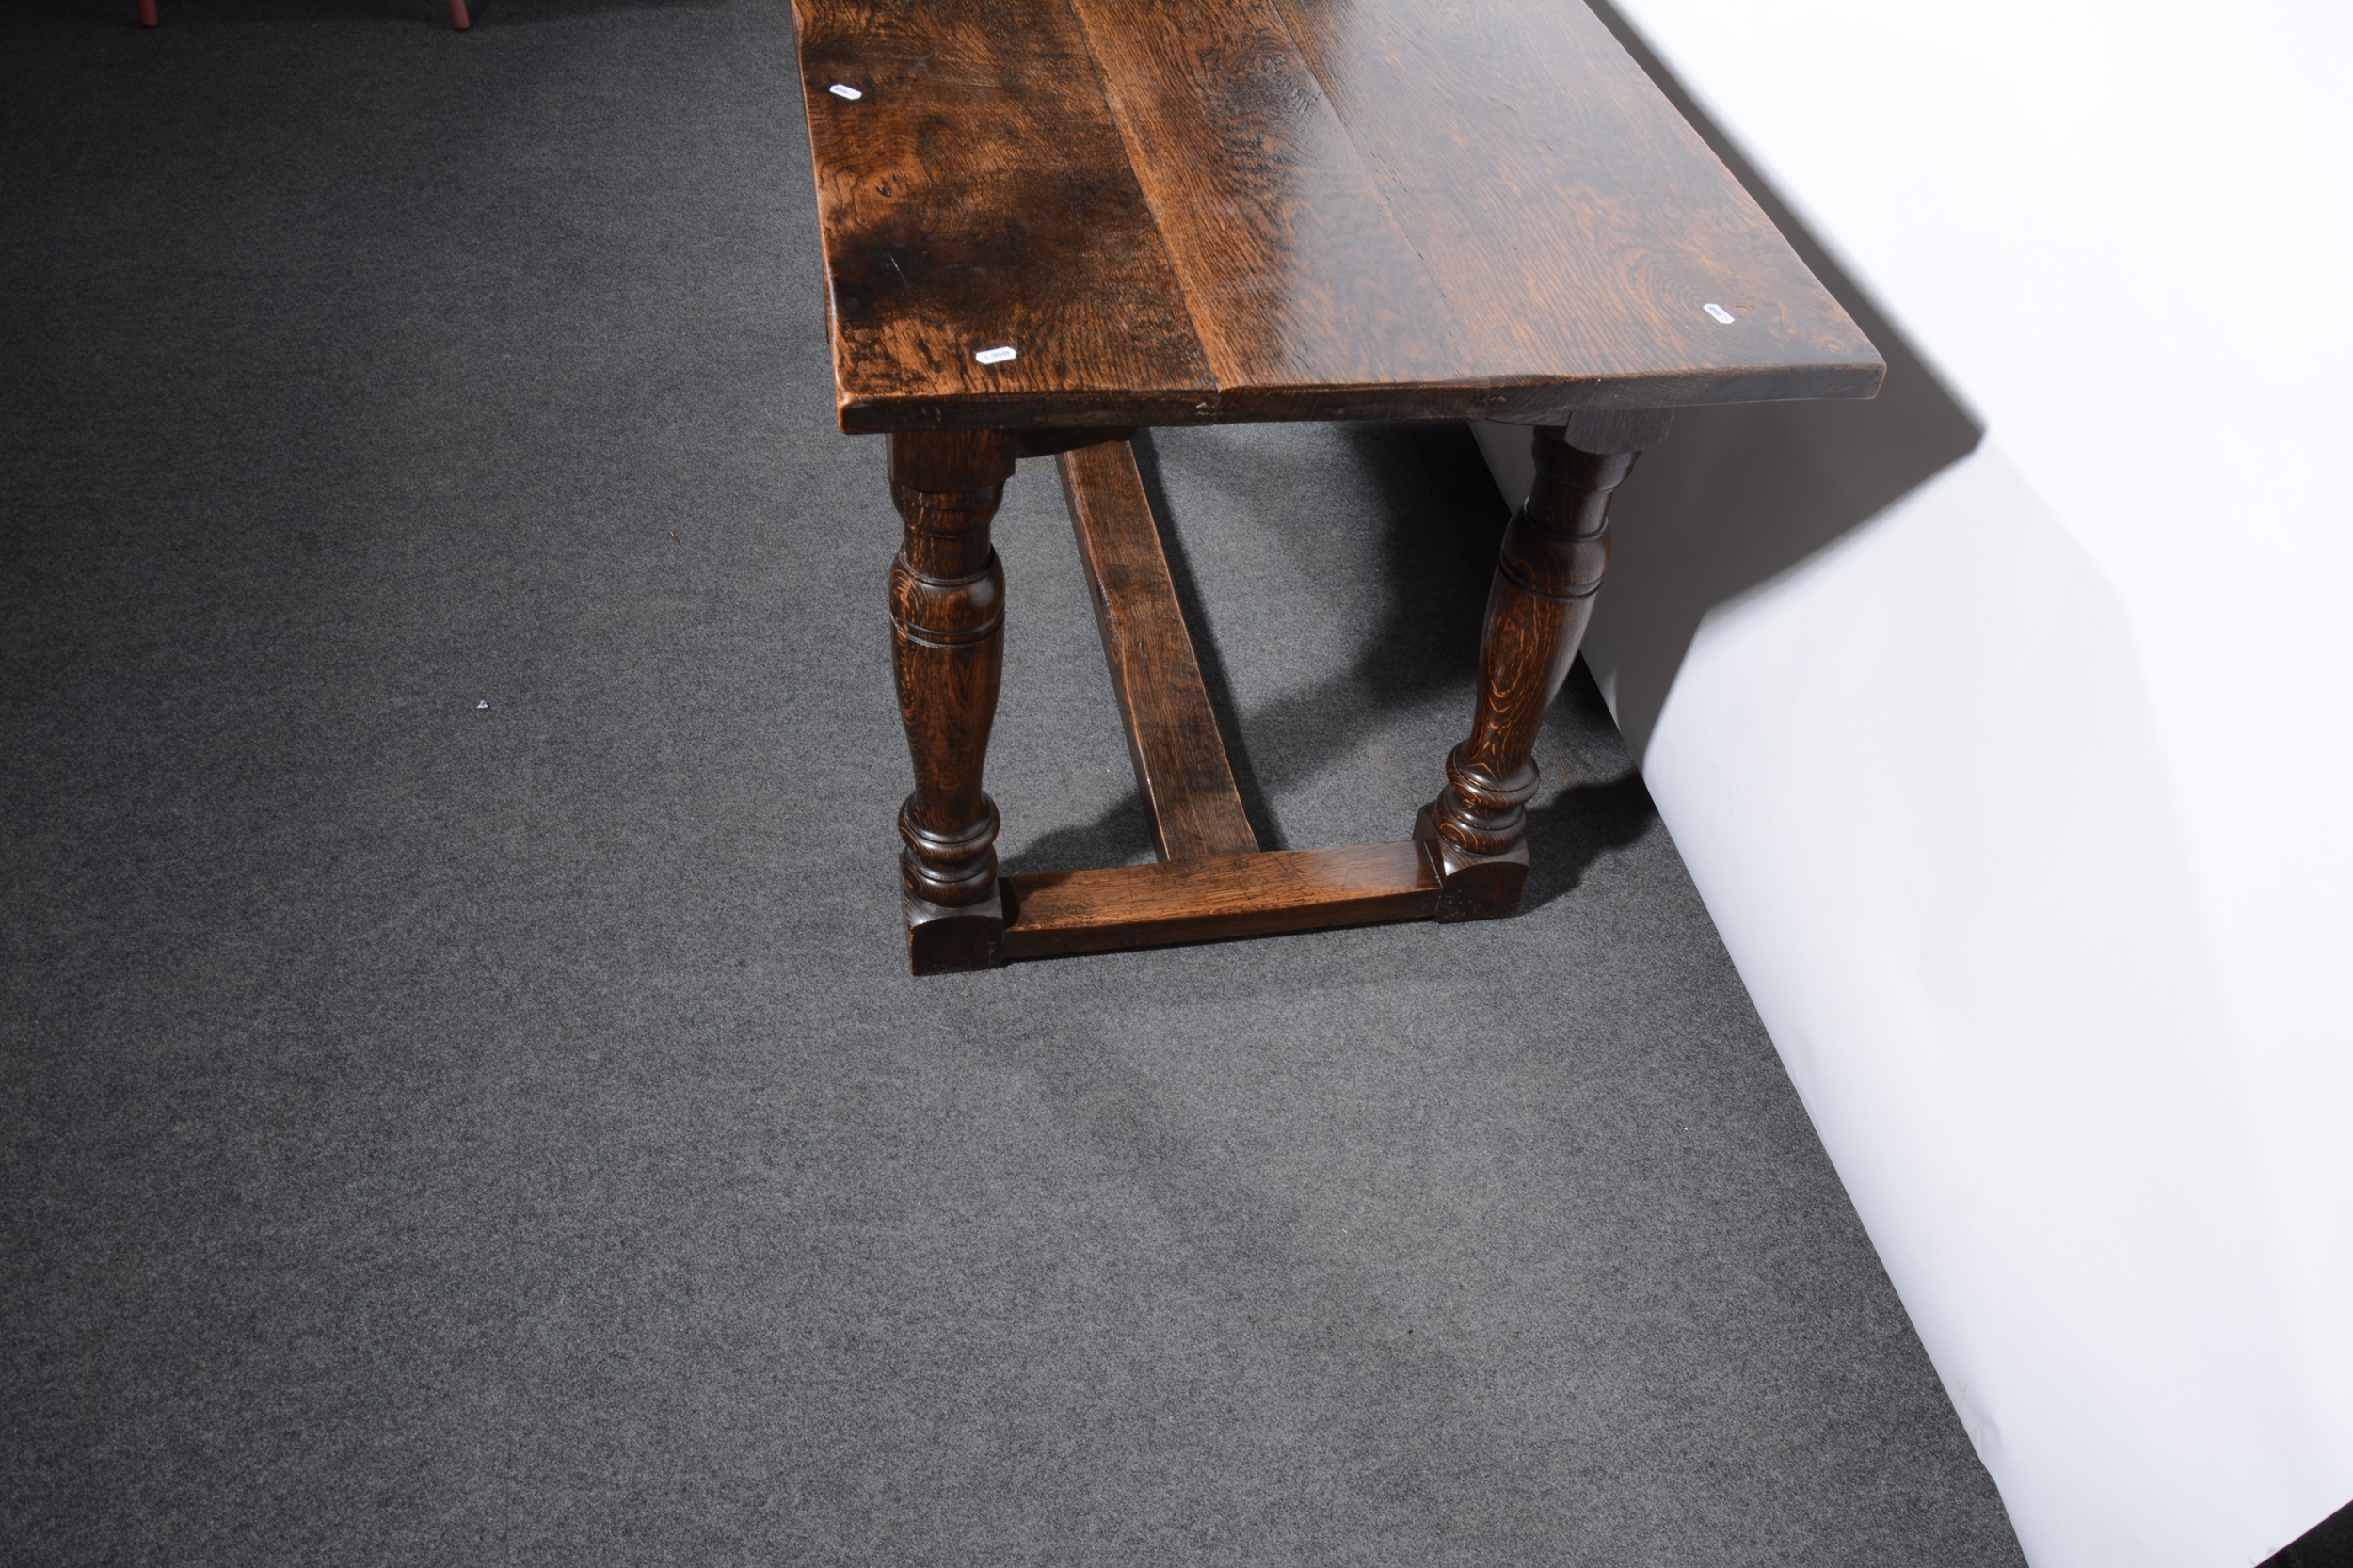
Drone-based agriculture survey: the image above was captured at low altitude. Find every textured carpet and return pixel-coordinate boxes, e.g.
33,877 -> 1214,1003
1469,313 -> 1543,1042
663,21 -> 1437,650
1,2 -> 2025,1563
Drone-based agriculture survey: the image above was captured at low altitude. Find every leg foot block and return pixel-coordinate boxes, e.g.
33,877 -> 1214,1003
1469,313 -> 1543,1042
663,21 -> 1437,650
904,888 -> 1004,974
1415,805 -> 1529,923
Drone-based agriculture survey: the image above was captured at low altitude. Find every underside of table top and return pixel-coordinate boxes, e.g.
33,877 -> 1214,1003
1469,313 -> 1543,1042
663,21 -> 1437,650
792,0 -> 1883,432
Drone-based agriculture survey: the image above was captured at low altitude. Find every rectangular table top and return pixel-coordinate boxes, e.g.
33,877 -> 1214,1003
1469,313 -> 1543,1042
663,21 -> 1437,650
792,0 -> 1883,432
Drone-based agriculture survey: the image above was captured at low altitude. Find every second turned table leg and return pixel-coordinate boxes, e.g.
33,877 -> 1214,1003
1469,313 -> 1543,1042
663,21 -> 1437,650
877,415 -> 1668,968
1417,415 -> 1663,921
889,428 -> 1017,973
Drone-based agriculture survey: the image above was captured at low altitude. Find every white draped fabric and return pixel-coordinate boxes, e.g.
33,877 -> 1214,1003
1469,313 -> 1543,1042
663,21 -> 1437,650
1480,4 -> 2353,1563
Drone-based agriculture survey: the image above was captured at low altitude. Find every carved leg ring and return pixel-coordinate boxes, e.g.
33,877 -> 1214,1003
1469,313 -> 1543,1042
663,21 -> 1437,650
889,429 -> 1017,973
1417,423 -> 1643,921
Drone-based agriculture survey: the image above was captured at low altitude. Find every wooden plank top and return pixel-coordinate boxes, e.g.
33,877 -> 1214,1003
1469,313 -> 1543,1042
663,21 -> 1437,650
792,0 -> 1883,432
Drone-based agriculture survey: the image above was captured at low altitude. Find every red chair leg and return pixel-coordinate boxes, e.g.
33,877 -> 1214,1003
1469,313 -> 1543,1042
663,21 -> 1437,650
448,0 -> 470,28
137,0 -> 157,24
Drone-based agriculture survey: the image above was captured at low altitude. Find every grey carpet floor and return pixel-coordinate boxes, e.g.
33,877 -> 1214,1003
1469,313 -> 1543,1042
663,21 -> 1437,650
1,2 -> 2025,1563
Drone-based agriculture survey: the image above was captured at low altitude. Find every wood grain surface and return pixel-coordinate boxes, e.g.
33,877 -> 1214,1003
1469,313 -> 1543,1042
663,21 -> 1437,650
888,429 -> 1016,972
1058,440 -> 1261,863
1066,0 -> 1463,396
793,0 -> 1218,429
1273,0 -> 1869,405
1419,424 -> 1629,920
792,0 -> 1882,430
1000,840 -> 1440,958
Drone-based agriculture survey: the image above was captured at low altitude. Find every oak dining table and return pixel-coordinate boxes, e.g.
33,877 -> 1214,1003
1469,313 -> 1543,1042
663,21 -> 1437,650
789,0 -> 1883,973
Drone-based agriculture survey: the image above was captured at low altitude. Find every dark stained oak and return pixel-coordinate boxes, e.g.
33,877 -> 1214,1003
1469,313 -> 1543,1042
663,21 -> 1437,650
792,0 -> 1883,431
792,0 -> 1218,431
889,428 -> 1016,973
1012,427 -> 1137,460
796,2 -> 1883,968
1545,407 -> 1676,454
1065,0 -> 1465,395
1271,0 -> 1869,408
1058,440 -> 1261,863
1417,424 -> 1636,920
1001,841 -> 1439,959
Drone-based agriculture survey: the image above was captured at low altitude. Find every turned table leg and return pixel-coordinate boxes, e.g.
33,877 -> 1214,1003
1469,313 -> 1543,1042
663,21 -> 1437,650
888,429 -> 1017,973
1417,412 -> 1667,921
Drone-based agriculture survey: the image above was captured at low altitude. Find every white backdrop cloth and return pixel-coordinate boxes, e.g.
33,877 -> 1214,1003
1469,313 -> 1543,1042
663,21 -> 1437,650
1477,5 -> 2353,1565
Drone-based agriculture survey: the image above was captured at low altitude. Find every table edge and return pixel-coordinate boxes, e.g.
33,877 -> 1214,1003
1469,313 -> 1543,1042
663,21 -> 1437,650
835,358 -> 1887,432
